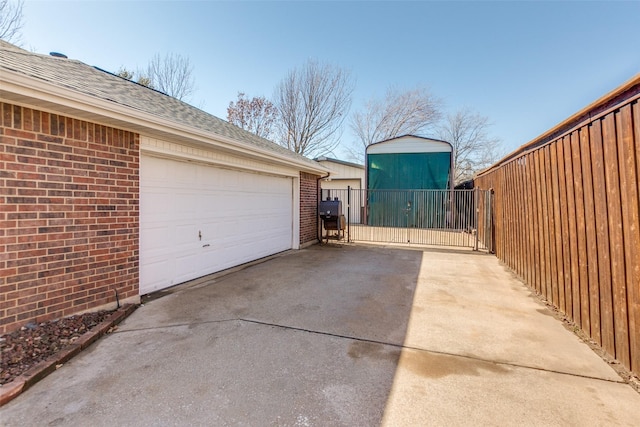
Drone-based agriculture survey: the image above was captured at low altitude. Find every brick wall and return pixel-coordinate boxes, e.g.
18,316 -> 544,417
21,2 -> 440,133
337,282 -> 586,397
299,172 -> 319,245
0,102 -> 139,334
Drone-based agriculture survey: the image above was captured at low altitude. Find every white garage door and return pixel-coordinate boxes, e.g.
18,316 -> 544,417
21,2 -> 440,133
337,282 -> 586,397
140,154 -> 294,295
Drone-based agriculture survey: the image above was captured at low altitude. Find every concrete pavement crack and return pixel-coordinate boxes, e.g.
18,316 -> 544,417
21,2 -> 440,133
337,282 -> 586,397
110,316 -> 627,386
238,318 -> 628,385
110,318 -> 240,333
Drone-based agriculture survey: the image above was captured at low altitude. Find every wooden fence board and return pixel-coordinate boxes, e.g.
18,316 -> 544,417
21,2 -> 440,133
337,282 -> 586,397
534,150 -> 546,295
492,173 -> 501,257
556,140 -> 568,314
523,153 -> 537,289
540,147 -> 553,299
506,164 -> 516,269
510,163 -> 519,272
637,101 -> 640,210
563,132 -> 581,325
524,153 -> 537,289
508,163 -> 518,272
512,162 -> 519,271
592,119 -> 616,357
629,101 -> 640,373
497,168 -> 505,259
502,166 -> 510,265
563,135 -> 578,322
549,141 -> 561,307
512,162 -> 521,275
580,125 -> 601,345
519,157 -> 531,287
493,170 -> 501,257
525,154 -> 536,289
572,130 -> 590,334
545,146 -> 558,304
616,105 -> 638,369
603,112 -> 630,366
516,161 -> 526,278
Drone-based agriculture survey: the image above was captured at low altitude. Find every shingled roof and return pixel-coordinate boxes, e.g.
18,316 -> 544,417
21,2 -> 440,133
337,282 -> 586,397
0,42 -> 323,170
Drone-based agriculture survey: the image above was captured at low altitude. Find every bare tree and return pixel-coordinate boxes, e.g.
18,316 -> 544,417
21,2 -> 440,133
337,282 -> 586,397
146,52 -> 195,101
438,108 -> 502,185
227,92 -> 278,139
0,0 -> 24,44
274,59 -> 354,157
349,86 -> 442,161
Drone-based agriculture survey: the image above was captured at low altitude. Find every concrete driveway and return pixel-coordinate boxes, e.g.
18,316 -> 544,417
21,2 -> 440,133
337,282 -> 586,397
2,244 -> 639,426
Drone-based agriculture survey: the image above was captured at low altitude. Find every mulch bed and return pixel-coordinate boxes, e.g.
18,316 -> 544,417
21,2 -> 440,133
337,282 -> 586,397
0,310 -> 114,385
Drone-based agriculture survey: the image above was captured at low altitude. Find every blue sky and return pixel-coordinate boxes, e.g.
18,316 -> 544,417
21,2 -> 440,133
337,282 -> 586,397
18,0 -> 640,159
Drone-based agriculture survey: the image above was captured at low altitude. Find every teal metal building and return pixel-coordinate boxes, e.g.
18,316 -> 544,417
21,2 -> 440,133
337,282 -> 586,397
366,135 -> 453,227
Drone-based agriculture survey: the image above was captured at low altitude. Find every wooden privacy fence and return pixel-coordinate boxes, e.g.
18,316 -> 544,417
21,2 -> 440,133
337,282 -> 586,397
475,74 -> 640,378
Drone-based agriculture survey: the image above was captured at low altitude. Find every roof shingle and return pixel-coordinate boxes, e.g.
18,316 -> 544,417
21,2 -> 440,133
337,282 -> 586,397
0,44 -> 321,169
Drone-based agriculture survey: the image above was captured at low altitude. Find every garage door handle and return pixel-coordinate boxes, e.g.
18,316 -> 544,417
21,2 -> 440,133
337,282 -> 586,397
202,244 -> 210,248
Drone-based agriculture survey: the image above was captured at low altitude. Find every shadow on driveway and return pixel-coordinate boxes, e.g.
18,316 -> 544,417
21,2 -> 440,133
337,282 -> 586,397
1,245 -> 423,426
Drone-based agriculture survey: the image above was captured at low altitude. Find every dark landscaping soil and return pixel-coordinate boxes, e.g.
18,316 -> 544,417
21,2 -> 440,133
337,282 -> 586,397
0,310 -> 114,385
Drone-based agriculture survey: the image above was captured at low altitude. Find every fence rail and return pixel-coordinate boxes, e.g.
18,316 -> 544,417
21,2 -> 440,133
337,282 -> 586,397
321,188 -> 491,249
475,75 -> 640,377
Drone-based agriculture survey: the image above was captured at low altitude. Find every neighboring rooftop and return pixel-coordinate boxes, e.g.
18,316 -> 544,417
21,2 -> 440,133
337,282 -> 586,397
314,156 -> 364,169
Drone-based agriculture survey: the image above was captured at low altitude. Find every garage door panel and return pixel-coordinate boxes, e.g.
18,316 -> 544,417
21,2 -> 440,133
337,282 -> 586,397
175,251 -> 200,283
200,238 -> 280,270
198,235 -> 287,276
144,156 -> 170,181
143,224 -> 171,256
174,159 -> 198,183
141,155 -> 294,295
141,258 -> 172,292
142,190 -> 172,221
175,224 -> 197,245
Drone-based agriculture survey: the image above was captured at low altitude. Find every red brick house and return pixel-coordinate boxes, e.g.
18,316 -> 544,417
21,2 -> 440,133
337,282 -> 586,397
0,41 -> 327,334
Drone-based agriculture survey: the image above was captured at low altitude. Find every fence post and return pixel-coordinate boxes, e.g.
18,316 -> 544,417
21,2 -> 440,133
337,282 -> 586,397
489,189 -> 495,253
474,187 -> 479,251
347,186 -> 351,242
